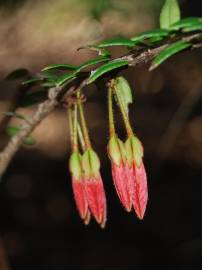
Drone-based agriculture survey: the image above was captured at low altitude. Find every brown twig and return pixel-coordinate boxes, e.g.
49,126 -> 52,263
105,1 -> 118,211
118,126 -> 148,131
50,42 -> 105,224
0,33 -> 201,178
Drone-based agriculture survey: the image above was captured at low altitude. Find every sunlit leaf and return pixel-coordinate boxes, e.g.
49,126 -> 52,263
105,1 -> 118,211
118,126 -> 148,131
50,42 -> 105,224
114,76 -> 133,116
182,22 -> 202,32
169,17 -> 202,30
150,40 -> 191,71
87,59 -> 128,84
97,37 -> 135,48
160,0 -> 181,29
131,29 -> 169,43
6,126 -> 35,145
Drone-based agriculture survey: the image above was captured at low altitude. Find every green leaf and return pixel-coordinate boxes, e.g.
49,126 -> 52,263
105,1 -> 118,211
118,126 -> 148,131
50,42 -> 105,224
77,56 -> 110,71
22,77 -> 42,85
5,69 -> 30,81
42,63 -> 78,71
169,17 -> 202,30
182,22 -> 202,32
97,37 -> 135,48
131,29 -> 169,43
150,40 -> 191,71
160,0 -> 181,29
6,126 -> 35,145
77,45 -> 111,57
87,59 -> 128,84
114,76 -> 133,116
21,91 -> 47,107
56,72 -> 77,86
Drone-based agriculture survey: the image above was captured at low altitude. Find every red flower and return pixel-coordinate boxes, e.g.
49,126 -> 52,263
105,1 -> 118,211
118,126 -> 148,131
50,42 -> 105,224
133,162 -> 148,220
125,136 -> 148,219
69,151 -> 90,224
82,149 -> 107,228
108,136 -> 132,212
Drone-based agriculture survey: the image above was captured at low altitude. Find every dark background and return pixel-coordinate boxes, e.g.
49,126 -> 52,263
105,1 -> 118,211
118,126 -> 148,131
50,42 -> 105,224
0,0 -> 202,269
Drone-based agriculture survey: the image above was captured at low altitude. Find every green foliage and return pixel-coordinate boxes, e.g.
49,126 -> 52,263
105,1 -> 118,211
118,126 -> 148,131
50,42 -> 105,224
160,0 -> 181,29
97,37 -> 135,48
42,64 -> 78,71
150,40 -> 191,70
131,29 -> 169,43
170,17 -> 202,31
6,126 -> 35,145
87,60 -> 128,84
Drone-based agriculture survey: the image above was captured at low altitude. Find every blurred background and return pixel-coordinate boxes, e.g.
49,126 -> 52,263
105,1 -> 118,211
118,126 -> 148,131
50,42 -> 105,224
0,0 -> 202,269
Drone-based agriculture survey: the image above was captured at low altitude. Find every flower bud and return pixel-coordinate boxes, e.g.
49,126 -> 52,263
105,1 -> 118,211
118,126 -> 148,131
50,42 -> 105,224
81,149 -> 107,228
108,135 -> 132,212
125,135 -> 148,219
69,151 -> 89,222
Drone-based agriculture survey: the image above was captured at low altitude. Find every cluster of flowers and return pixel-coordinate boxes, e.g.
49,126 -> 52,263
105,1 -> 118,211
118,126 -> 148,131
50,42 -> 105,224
68,77 -> 148,228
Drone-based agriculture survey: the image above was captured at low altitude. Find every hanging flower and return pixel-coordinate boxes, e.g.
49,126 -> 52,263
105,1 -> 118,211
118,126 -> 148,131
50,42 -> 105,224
82,148 -> 107,228
108,135 -> 132,212
69,151 -> 90,224
125,135 -> 148,219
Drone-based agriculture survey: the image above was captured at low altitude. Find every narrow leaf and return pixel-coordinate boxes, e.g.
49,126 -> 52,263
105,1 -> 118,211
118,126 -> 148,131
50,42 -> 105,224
78,56 -> 110,71
131,29 -> 169,43
6,126 -> 35,145
42,63 -> 78,71
87,60 -> 128,84
150,40 -> 191,71
114,76 -> 133,116
97,37 -> 135,48
169,17 -> 202,30
56,72 -> 77,86
160,0 -> 181,29
22,77 -> 42,85
182,22 -> 202,32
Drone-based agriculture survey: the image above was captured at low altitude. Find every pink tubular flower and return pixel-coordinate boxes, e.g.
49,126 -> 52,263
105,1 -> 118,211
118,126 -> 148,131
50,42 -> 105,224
108,135 -> 132,212
125,135 -> 148,219
82,149 -> 107,228
69,151 -> 90,224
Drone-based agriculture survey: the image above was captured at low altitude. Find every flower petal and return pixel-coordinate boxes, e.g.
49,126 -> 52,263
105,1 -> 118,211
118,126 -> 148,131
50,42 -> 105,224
111,162 -> 132,212
84,176 -> 107,226
133,162 -> 148,219
72,178 -> 88,221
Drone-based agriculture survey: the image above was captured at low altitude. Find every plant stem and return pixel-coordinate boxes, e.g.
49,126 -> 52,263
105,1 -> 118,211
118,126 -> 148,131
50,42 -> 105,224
108,81 -> 116,137
77,91 -> 91,149
113,80 -> 134,137
68,107 -> 74,151
77,122 -> 85,152
73,104 -> 78,151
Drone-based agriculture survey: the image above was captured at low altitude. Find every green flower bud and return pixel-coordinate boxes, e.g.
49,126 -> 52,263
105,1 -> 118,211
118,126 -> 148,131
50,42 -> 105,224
69,151 -> 82,180
82,149 -> 100,178
108,135 -> 126,166
125,136 -> 143,167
